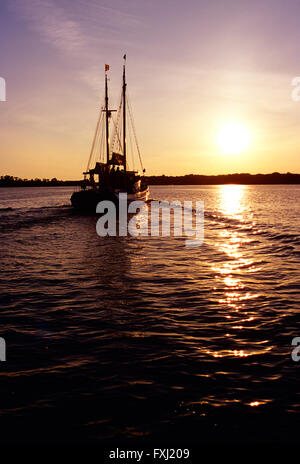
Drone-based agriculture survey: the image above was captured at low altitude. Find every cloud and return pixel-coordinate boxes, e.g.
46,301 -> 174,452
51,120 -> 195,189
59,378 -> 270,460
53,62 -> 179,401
9,0 -> 145,96
74,0 -> 142,29
10,0 -> 87,55
10,0 -> 144,57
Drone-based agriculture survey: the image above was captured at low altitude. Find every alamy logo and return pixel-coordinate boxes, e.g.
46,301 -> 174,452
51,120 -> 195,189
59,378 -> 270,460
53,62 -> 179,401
0,77 -> 6,101
96,194 -> 204,247
291,337 -> 300,362
0,337 -> 6,361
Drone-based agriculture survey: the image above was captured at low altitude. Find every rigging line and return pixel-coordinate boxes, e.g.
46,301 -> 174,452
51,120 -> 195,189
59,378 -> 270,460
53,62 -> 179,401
126,94 -> 144,172
118,123 -> 122,152
128,119 -> 135,171
111,117 -> 123,152
99,112 -> 105,163
94,107 -> 102,165
117,95 -> 123,152
94,115 -> 100,163
94,109 -> 104,163
96,117 -> 101,163
111,90 -> 122,151
86,107 -> 103,171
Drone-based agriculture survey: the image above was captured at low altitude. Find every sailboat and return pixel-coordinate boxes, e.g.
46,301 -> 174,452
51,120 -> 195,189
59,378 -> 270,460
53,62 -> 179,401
71,56 -> 150,211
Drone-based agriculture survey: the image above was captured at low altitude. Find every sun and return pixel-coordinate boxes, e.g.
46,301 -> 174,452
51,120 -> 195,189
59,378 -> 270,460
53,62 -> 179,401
217,122 -> 251,155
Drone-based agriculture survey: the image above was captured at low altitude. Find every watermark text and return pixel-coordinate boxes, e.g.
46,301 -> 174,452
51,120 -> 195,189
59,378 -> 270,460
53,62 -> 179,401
96,194 -> 204,247
0,337 -> 6,361
0,77 -> 6,101
291,337 -> 300,362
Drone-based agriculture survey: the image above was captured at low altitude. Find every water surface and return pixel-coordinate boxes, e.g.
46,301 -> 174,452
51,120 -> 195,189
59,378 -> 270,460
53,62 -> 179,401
0,185 -> 299,444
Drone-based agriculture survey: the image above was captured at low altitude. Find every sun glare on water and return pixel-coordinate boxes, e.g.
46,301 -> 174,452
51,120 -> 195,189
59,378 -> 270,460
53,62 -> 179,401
217,122 -> 251,155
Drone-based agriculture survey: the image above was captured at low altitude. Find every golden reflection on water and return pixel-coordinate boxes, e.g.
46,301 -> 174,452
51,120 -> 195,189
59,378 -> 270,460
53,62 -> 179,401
248,399 -> 273,407
209,185 -> 264,358
219,184 -> 245,218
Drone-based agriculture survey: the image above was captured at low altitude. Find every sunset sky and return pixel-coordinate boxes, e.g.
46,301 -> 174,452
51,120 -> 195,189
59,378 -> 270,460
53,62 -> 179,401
1,0 -> 300,179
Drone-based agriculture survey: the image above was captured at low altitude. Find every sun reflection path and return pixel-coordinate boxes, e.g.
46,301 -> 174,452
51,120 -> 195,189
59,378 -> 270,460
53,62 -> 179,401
219,184 -> 245,219
209,185 -> 264,358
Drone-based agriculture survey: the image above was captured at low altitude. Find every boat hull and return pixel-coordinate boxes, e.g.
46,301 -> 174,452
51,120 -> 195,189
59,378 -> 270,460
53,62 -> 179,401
71,186 -> 150,212
120,187 -> 150,202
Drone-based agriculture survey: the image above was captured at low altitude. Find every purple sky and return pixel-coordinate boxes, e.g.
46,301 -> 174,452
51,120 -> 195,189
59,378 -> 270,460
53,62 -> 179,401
1,0 -> 300,178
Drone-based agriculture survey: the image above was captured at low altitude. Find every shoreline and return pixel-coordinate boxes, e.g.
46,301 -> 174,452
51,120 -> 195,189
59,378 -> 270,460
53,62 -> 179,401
1,173 -> 300,187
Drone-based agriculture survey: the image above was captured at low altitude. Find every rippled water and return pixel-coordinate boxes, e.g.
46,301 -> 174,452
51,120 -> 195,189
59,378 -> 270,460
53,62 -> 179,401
0,185 -> 299,444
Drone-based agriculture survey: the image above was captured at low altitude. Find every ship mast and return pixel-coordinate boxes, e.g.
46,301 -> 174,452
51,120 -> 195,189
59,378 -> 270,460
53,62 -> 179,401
123,55 -> 127,171
105,66 -> 110,165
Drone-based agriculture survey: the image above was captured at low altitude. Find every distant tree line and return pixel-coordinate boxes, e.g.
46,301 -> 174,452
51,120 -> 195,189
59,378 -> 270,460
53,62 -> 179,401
1,172 -> 300,187
0,175 -> 80,187
145,172 -> 300,185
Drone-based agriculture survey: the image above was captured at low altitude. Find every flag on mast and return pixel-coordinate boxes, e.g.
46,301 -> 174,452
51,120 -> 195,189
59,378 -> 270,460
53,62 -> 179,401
105,64 -> 109,72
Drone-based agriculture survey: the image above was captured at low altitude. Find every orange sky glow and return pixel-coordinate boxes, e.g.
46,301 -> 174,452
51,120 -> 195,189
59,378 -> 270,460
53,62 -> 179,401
1,0 -> 300,179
